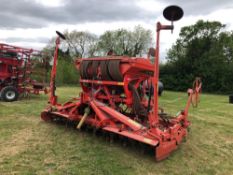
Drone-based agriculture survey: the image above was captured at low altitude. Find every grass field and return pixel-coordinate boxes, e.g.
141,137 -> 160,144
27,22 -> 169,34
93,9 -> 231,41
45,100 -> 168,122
0,87 -> 232,175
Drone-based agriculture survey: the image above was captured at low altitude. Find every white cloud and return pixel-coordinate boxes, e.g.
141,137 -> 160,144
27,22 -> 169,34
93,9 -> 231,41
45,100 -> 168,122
136,0 -> 166,12
34,0 -> 65,7
0,21 -> 155,49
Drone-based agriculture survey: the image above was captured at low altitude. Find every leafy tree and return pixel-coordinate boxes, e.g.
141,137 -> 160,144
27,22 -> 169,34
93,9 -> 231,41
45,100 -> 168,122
161,20 -> 233,93
98,25 -> 152,56
44,30 -> 98,58
56,55 -> 79,85
65,30 -> 98,58
98,30 -> 118,54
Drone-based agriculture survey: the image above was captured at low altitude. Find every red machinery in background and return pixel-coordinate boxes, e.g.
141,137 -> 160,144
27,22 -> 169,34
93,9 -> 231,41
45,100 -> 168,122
41,6 -> 202,161
0,43 -> 49,101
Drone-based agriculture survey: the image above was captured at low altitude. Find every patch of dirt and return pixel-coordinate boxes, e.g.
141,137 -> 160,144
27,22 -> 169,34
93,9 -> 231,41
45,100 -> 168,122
0,128 -> 33,162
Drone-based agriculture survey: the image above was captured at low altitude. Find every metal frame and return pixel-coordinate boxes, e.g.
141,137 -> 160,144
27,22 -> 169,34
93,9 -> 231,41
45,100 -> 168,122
41,9 -> 202,161
0,43 -> 48,99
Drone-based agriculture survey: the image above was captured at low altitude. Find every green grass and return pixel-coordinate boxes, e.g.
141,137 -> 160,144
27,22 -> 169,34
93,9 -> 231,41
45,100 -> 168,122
0,87 -> 233,175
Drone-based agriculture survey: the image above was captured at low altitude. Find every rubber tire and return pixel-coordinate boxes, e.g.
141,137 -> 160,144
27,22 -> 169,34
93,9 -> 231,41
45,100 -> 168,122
0,86 -> 19,102
229,94 -> 233,104
147,81 -> 163,96
158,90 -> 162,96
158,81 -> 163,96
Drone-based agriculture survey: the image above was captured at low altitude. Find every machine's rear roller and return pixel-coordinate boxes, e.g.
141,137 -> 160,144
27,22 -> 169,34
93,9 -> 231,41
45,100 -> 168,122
80,60 -> 123,81
80,61 -> 87,79
79,62 -> 84,78
92,60 -> 100,80
108,60 -> 123,81
80,60 -> 93,79
100,60 -> 112,80
85,61 -> 93,79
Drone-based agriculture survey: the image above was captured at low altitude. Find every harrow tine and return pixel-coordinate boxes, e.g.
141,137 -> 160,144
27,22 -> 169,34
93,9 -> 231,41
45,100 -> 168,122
105,133 -> 110,143
128,139 -> 137,148
119,136 -> 128,147
109,133 -> 115,144
79,124 -> 87,132
102,131 -> 109,142
92,127 -> 102,136
139,142 -> 147,155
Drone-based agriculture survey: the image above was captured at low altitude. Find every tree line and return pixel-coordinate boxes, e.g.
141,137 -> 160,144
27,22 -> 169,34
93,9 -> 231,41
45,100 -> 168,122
160,20 -> 233,93
45,25 -> 152,58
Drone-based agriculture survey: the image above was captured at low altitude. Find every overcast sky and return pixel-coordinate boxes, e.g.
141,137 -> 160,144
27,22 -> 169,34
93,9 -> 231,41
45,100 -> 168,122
0,0 -> 233,60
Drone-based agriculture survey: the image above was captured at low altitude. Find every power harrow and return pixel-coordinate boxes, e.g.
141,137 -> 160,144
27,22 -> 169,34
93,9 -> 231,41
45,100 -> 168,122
41,5 -> 202,161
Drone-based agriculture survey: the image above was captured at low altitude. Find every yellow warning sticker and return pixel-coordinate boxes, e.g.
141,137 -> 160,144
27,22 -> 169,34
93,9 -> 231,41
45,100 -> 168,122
117,82 -> 124,86
143,138 -> 153,144
127,119 -> 142,128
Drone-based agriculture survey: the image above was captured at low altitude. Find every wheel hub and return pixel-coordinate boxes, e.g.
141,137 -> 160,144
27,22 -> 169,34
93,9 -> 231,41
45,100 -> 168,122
6,91 -> 16,100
